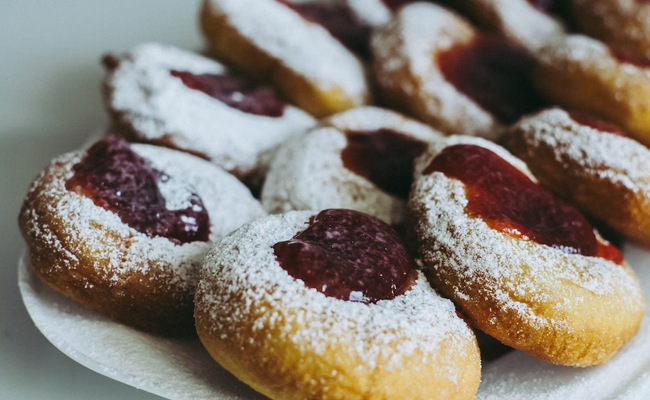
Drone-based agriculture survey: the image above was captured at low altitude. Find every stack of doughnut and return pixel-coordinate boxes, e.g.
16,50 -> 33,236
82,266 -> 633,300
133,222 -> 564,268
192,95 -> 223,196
18,0 -> 650,398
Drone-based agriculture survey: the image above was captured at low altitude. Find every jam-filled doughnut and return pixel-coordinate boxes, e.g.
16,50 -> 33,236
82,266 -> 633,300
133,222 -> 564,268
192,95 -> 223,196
570,0 -> 650,62
194,209 -> 481,400
18,136 -> 266,336
102,43 -> 316,185
408,135 -> 645,366
261,106 -> 442,226
532,34 -> 650,148
371,3 -> 546,139
200,0 -> 370,117
502,107 -> 650,247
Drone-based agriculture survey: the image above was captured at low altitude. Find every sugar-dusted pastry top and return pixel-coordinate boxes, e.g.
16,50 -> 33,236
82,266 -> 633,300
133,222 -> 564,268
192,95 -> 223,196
371,3 -> 545,139
103,42 -> 316,180
19,137 -> 266,335
409,135 -> 644,366
263,106 -> 442,225
196,211 -> 480,383
201,0 -> 370,116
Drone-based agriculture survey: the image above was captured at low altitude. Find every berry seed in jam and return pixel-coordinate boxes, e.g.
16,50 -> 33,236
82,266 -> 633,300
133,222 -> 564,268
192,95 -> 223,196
170,70 -> 285,117
278,1 -> 371,59
66,136 -> 210,244
341,129 -> 428,199
273,209 -> 416,303
438,35 -> 548,124
423,144 -> 623,263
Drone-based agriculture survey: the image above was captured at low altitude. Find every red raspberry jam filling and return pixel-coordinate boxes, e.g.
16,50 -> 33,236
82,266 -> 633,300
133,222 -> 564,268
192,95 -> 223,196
66,136 -> 210,244
273,209 -> 417,303
438,36 -> 548,124
567,110 -> 626,137
423,144 -> 623,263
170,70 -> 285,117
341,129 -> 428,199
278,1 -> 371,59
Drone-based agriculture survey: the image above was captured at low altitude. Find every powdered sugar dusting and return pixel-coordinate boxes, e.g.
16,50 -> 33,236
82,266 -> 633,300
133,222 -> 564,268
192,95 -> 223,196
103,43 -> 317,179
196,211 -> 477,371
263,108 -> 443,225
465,0 -> 565,51
409,136 -> 644,344
22,143 -> 266,293
510,108 -> 650,193
205,0 -> 368,101
324,105 -> 445,142
261,126 -> 406,225
371,3 -> 503,139
339,0 -> 391,28
536,34 -> 650,77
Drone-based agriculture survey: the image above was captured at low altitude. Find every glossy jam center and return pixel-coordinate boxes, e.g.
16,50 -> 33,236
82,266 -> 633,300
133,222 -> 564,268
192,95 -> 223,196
170,70 -> 285,117
66,136 -> 210,244
423,144 -> 623,263
273,209 -> 416,303
279,1 -> 371,59
341,129 -> 428,199
567,110 -> 626,136
438,36 -> 548,124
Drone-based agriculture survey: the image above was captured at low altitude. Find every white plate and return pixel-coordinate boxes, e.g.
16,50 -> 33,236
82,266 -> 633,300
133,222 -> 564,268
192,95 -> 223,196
18,244 -> 650,400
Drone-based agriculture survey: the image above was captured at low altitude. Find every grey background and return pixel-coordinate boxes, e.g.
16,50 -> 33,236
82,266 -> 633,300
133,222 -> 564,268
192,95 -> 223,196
1,1 -> 202,398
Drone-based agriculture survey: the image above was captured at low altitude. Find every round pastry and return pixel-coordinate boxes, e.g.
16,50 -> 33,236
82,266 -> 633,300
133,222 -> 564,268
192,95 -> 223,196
18,135 -> 266,336
194,209 -> 481,400
261,106 -> 442,226
408,135 -> 645,366
532,34 -> 650,148
371,3 -> 546,139
200,0 -> 370,117
502,107 -> 650,247
102,42 -> 317,186
570,0 -> 650,62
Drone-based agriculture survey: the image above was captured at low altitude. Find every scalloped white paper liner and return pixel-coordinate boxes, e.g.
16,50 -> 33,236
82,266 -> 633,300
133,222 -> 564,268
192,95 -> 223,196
19,244 -> 650,400
18,253 -> 266,400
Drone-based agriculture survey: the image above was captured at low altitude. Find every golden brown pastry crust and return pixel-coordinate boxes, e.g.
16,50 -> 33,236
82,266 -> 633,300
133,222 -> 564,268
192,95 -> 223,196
532,35 -> 650,148
200,0 -> 369,117
503,108 -> 650,246
19,143 -> 265,336
409,135 -> 645,367
195,211 -> 481,400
